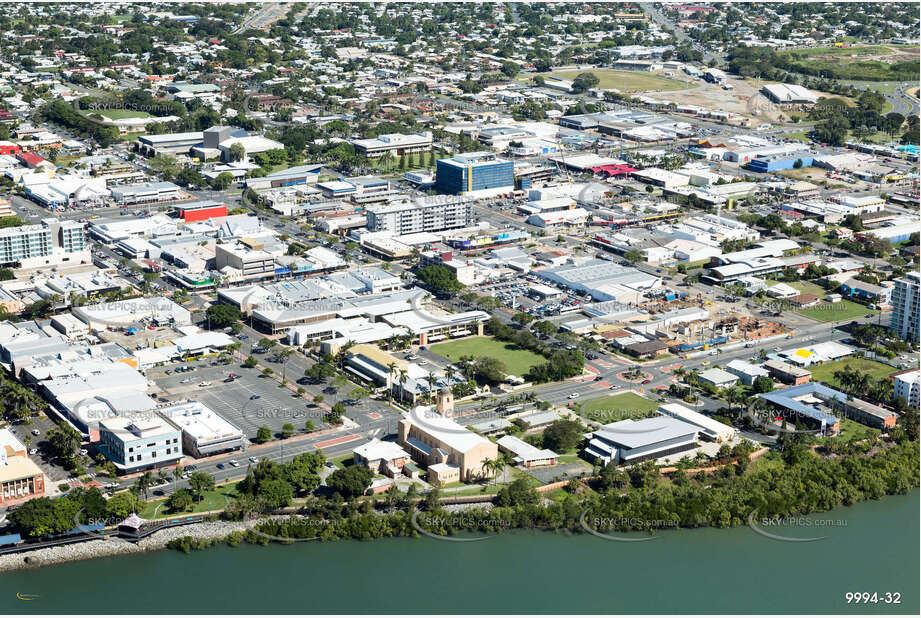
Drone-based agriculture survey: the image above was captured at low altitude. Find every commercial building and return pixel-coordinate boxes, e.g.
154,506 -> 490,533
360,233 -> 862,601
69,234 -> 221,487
365,196 -> 473,235
763,359 -> 811,385
352,132 -> 432,158
697,367 -> 739,388
536,259 -> 662,303
584,416 -> 700,465
398,403 -> 498,484
890,272 -> 920,342
172,200 -> 227,222
96,413 -> 183,473
893,370 -> 920,409
159,401 -> 244,458
658,403 -> 735,442
110,181 -> 182,205
435,151 -> 514,197
760,83 -> 818,104
497,435 -> 558,467
725,359 -> 770,386
214,242 -> 276,279
755,383 -> 841,435
1,428 -> 45,504
72,297 -> 192,331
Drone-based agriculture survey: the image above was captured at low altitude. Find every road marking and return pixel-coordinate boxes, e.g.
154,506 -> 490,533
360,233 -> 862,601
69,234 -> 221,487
314,434 -> 362,449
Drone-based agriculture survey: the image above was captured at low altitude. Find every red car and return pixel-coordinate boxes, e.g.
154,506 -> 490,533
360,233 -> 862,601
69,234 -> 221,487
642,379 -> 652,384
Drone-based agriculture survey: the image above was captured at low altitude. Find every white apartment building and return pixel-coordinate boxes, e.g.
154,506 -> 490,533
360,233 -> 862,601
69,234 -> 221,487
366,196 -> 473,235
893,370 -> 920,409
890,272 -> 920,343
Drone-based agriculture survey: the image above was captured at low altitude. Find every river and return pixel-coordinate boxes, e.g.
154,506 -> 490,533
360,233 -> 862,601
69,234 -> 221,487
2,493 -> 917,615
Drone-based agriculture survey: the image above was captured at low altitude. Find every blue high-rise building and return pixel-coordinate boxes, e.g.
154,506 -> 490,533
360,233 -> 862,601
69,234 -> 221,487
435,152 -> 514,196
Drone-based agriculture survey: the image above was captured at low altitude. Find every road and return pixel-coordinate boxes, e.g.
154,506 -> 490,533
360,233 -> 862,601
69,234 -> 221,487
638,2 -> 720,64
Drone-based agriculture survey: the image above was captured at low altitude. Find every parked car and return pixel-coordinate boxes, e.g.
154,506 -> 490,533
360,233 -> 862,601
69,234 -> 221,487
198,381 -> 212,387
250,394 -> 261,400
568,393 -> 580,399
31,429 -> 40,436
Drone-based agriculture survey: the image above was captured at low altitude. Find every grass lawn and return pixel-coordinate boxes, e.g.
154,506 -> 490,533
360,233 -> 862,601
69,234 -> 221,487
796,299 -> 874,323
810,358 -> 895,388
836,418 -> 881,443
82,109 -> 151,120
369,151 -> 434,173
783,131 -> 812,143
788,281 -> 828,296
329,455 -> 354,469
546,69 -> 690,92
138,483 -> 239,519
578,392 -> 659,424
430,336 -> 545,377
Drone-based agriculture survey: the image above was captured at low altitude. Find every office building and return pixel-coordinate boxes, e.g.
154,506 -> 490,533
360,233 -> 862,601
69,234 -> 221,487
890,272 -> 920,342
352,132 -> 432,158
97,414 -> 183,473
435,151 -> 514,196
365,196 -> 473,234
159,401 -> 244,458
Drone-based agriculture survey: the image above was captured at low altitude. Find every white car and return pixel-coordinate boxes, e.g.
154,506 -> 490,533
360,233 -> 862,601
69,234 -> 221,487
568,393 -> 580,399
29,448 -> 38,455
228,460 -> 240,467
249,456 -> 258,463
198,381 -> 212,387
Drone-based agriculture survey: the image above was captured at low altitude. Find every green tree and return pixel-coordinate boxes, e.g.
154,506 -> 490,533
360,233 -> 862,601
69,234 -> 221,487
542,419 -> 583,452
205,304 -> 241,329
256,425 -> 272,443
327,465 -> 373,499
188,471 -> 215,503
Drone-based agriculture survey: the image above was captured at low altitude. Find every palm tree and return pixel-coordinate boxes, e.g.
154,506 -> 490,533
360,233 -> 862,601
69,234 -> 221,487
386,362 -> 398,404
278,348 -> 294,382
398,369 -> 409,403
426,371 -> 438,396
135,471 -> 154,501
444,366 -> 456,385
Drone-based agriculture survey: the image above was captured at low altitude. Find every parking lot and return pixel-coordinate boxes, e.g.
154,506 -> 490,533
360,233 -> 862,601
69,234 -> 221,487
150,361 -> 329,440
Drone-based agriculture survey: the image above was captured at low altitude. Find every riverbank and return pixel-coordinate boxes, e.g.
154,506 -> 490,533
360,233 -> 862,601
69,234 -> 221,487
0,519 -> 251,574
2,493 -> 917,615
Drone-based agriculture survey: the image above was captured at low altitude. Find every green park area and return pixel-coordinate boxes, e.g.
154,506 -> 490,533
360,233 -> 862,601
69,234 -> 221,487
547,69 -> 690,92
430,336 -> 544,377
796,300 -> 874,323
369,150 -> 435,172
138,483 -> 240,519
578,392 -> 659,424
83,109 -> 151,120
810,358 -> 895,389
780,46 -> 918,81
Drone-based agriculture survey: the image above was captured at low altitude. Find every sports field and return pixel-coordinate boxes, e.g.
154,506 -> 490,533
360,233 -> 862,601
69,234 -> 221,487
429,336 -> 545,377
578,392 -> 659,424
547,69 -> 690,92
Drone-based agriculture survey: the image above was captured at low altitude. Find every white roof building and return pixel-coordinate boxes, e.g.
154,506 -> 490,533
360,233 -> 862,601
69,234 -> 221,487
658,403 -> 735,442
